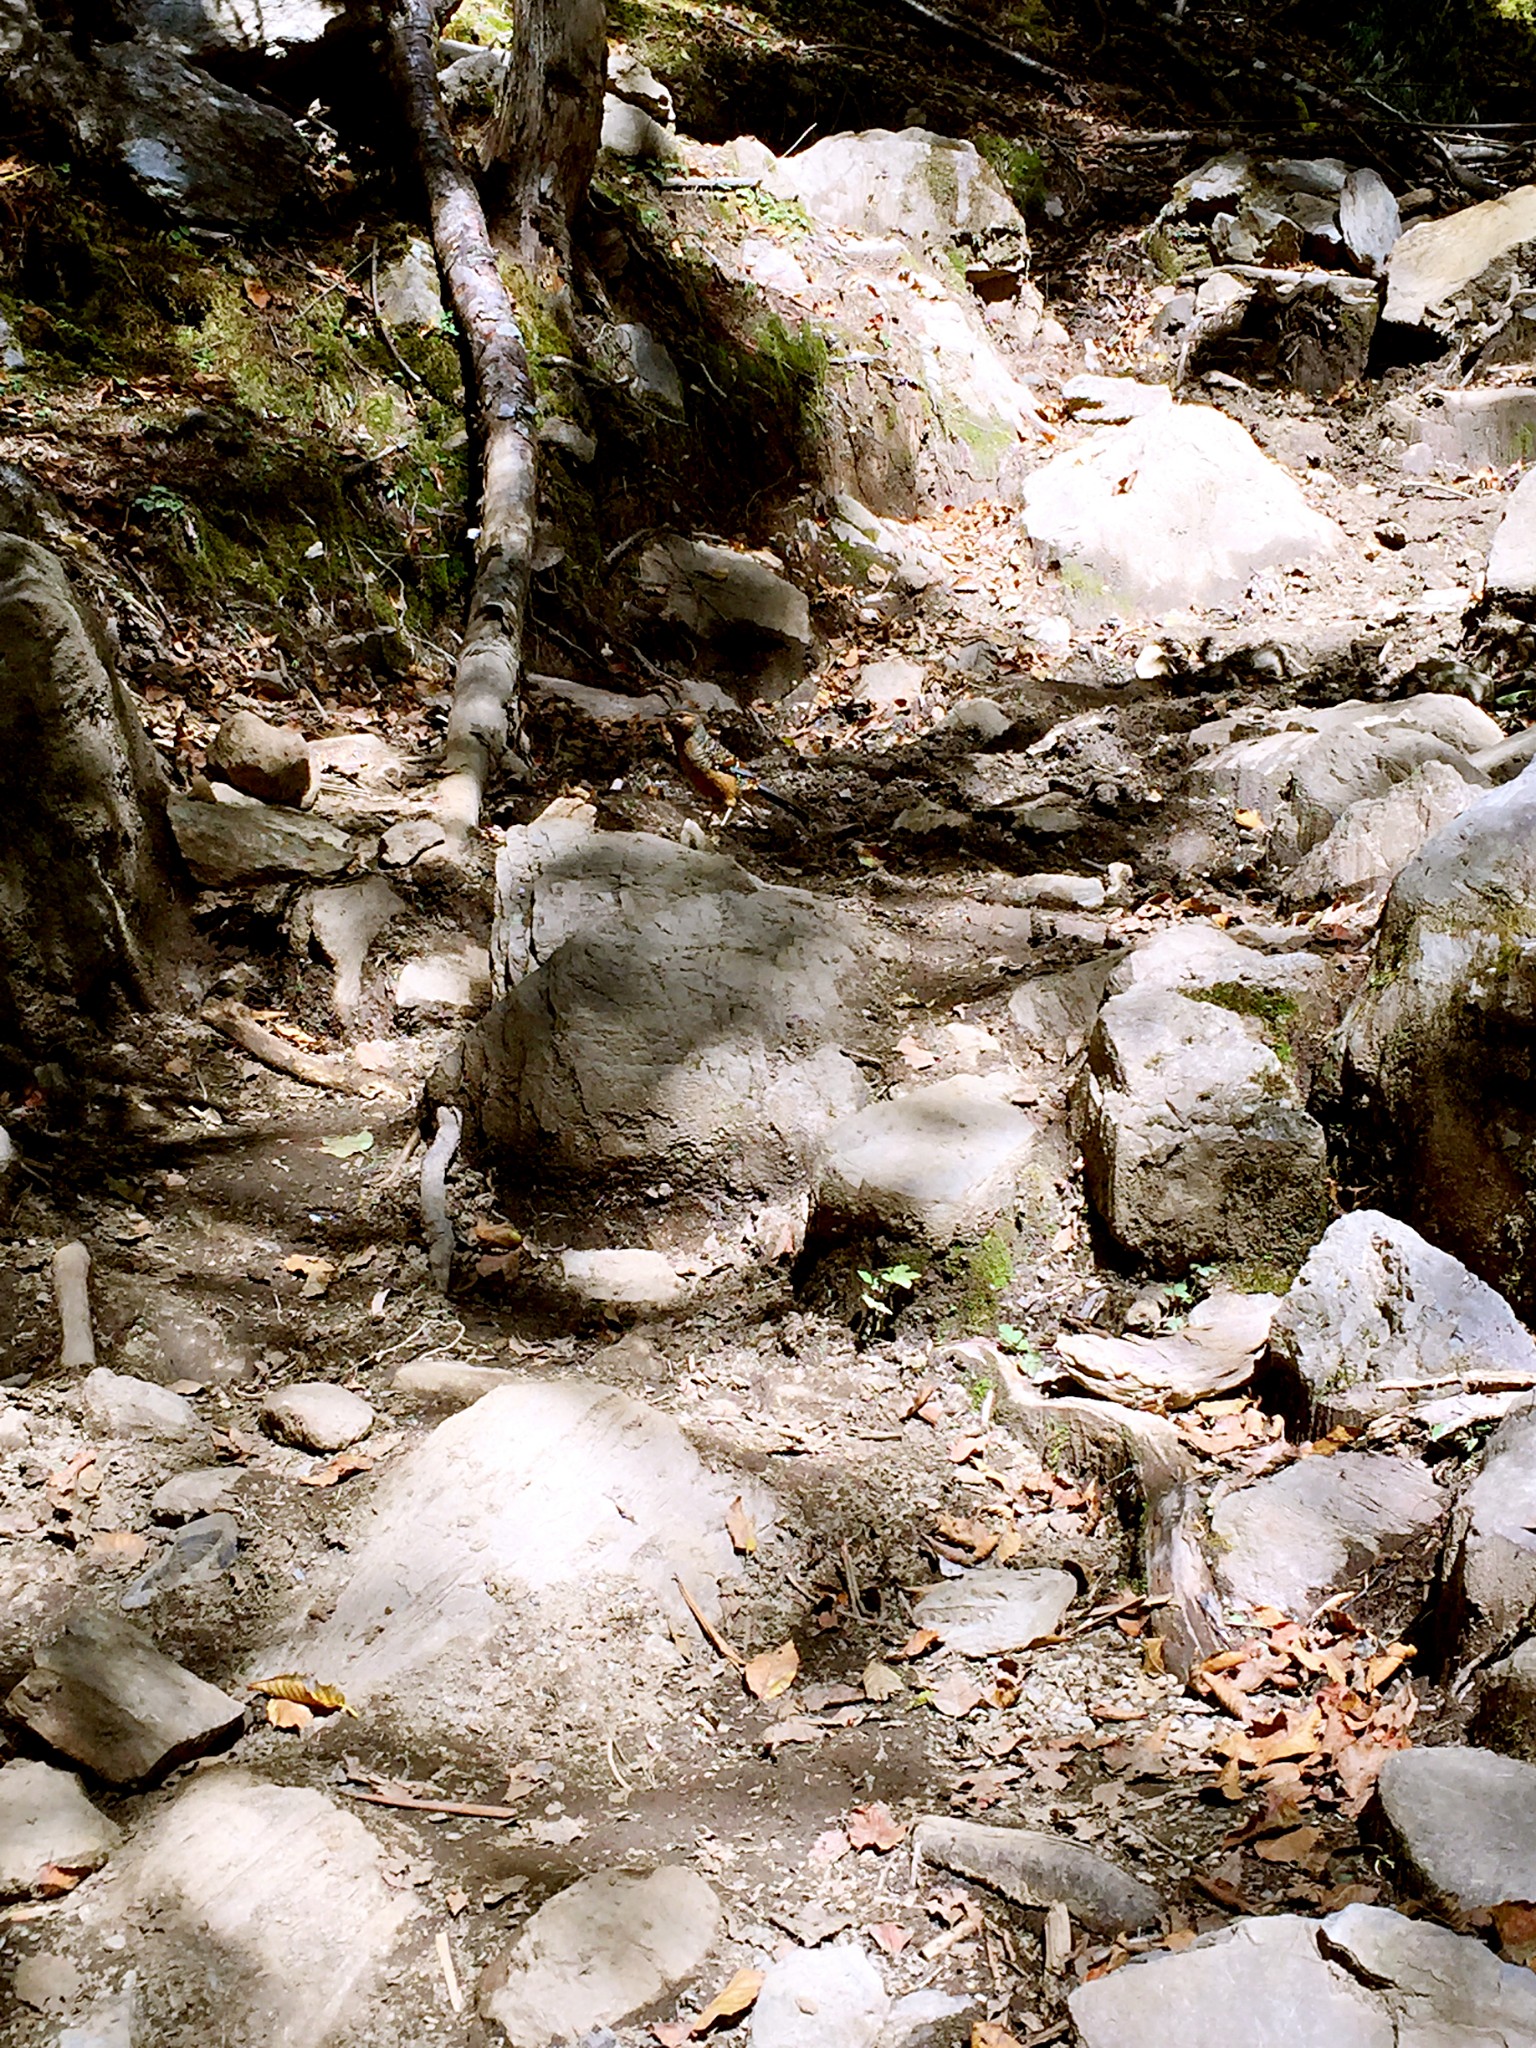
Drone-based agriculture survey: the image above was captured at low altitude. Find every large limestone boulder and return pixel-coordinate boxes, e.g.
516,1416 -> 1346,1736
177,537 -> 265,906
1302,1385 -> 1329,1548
1074,986 -> 1329,1273
1384,184 -> 1536,334
1189,696 -> 1496,872
1021,404 -> 1344,616
0,537 -> 182,1050
126,0 -> 348,56
1334,762 -> 1536,1315
462,814 -> 884,1186
769,127 -> 1026,263
1265,1210 -> 1536,1433
1439,1403 -> 1536,1666
1280,758 -> 1482,907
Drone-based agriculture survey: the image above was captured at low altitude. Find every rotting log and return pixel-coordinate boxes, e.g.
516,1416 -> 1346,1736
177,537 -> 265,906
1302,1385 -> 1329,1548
383,0 -> 539,839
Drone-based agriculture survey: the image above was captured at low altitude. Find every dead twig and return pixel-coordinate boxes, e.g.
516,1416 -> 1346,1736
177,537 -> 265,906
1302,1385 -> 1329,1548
674,1575 -> 745,1669
52,1241 -> 95,1370
350,1786 -> 525,1820
202,999 -> 379,1096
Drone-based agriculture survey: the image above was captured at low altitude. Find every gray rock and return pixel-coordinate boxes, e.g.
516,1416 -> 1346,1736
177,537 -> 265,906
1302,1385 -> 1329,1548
168,796 -> 353,885
1210,1452 -> 1443,1622
373,239 -> 442,329
1339,168 -> 1401,275
395,943 -> 490,1013
117,1294 -> 254,1387
856,655 -> 925,712
81,1367 -> 200,1441
1022,404 -> 1343,616
1335,762 -> 1536,1315
912,1566 -> 1075,1656
913,1816 -> 1159,1933
0,1758 -> 120,1900
1009,872 -> 1104,910
0,537 -> 181,1050
466,824 -> 880,1188
812,1075 -> 1042,1248
378,816 -> 447,867
1384,185 -> 1536,331
390,1358 -> 520,1406
1190,696 -> 1496,870
751,1944 -> 888,2048
1280,757 -> 1481,906
261,1382 -> 373,1453
600,95 -> 680,162
1075,987 -> 1329,1273
613,322 -> 684,413
120,1513 -> 239,1610
304,875 -> 405,1017
941,697 -> 1012,741
637,536 -> 810,694
150,1467 -> 244,1523
1440,1403 -> 1536,1664
16,36 -> 308,225
769,127 -> 1025,259
1409,386 -> 1536,475
1264,1210 -> 1536,1431
74,1771 -> 417,2046
1471,1638 -> 1536,1760
256,1380 -> 770,1735
1373,1746 -> 1536,1911
208,710 -> 312,808
1473,722 -> 1536,785
560,1248 -> 683,1308
6,1610 -> 245,1785
1487,465 -> 1536,597
1071,1903 -> 1536,2047
1008,956 -> 1120,1061
480,1867 -> 720,2046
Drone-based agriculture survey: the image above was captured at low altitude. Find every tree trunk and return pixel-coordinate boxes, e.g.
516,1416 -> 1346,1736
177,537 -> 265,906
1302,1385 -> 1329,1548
384,0 -> 541,838
493,0 -> 606,262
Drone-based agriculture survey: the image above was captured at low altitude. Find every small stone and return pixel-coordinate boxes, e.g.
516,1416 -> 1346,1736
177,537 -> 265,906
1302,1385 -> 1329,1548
857,655 -> 925,712
1372,1746 -> 1536,1912
0,1758 -> 121,1900
750,1944 -> 887,2048
208,710 -> 312,807
168,797 -> 353,885
913,1817 -> 1161,1934
13,1950 -> 81,2012
120,1513 -> 240,1610
6,1611 -> 245,1785
600,95 -> 680,162
390,1359 -> 519,1407
81,1368 -> 200,1442
479,1867 -> 720,2045
813,1075 -> 1041,1248
261,1383 -> 374,1452
941,697 -> 1012,742
1008,872 -> 1106,910
395,944 -> 491,1013
912,1566 -> 1075,1656
151,1468 -> 244,1523
379,816 -> 448,867
613,322 -> 685,412
560,1248 -> 683,1309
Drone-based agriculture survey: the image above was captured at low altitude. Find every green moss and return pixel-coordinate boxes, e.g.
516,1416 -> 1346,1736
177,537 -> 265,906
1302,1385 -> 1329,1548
1219,1258 -> 1295,1296
976,132 -> 1047,213
1190,981 -> 1299,1065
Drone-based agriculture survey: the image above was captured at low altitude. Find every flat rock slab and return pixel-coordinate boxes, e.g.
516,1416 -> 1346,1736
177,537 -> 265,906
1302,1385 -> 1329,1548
560,1247 -> 684,1308
1265,1209 -> 1536,1431
150,1467 -> 245,1522
1071,1903 -> 1536,2047
912,1567 -> 1075,1656
0,1758 -> 120,1899
1056,1288 -> 1275,1412
1075,986 -> 1328,1272
750,1944 -> 888,2048
1373,1746 -> 1536,1911
1210,1451 -> 1443,1622
260,1382 -> 374,1452
390,1358 -> 520,1407
167,796 -> 352,884
6,1610 -> 245,1785
1384,183 -> 1536,329
1022,403 -> 1343,616
813,1075 -> 1041,1247
913,1817 -> 1160,1933
258,1379 -> 768,1723
74,1770 -> 417,2047
1444,1403 -> 1536,1663
480,1866 -> 720,2046
81,1368 -> 200,1441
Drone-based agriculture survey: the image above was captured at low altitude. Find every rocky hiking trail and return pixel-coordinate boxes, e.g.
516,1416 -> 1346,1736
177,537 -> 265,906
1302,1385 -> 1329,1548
7,3 -> 1536,2045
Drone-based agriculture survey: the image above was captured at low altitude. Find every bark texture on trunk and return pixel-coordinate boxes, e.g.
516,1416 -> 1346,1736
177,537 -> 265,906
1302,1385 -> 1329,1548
494,0 -> 606,260
384,0 -> 540,835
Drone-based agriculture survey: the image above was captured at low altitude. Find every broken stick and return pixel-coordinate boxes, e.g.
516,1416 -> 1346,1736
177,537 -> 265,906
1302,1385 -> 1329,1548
53,1240 -> 95,1370
202,999 -> 377,1096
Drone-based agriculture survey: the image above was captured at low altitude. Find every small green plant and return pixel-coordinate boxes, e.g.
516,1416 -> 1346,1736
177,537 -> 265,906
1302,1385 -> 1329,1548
997,1325 -> 1046,1378
858,1261 -> 922,1319
131,484 -> 190,521
1042,1420 -> 1072,1472
966,1369 -> 996,1410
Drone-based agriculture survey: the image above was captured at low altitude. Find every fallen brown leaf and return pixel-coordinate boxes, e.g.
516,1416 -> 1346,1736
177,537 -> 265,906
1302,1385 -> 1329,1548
267,1697 -> 314,1731
866,1922 -> 912,1956
689,1967 -> 764,2034
248,1674 -> 357,1717
861,1661 -> 904,1702
971,2024 -> 1023,2048
744,1640 -> 799,1701
929,1670 -> 984,1719
726,1496 -> 757,1555
446,1889 -> 469,1917
283,1254 -> 335,1299
1254,1826 -> 1324,1867
762,1716 -> 822,1752
891,1628 -> 940,1661
846,1802 -> 906,1852
298,1451 -> 375,1489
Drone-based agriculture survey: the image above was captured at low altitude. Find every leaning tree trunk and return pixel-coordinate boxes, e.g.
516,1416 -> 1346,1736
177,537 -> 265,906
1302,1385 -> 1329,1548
383,0 -> 604,839
493,0 -> 605,263
384,0 -> 540,839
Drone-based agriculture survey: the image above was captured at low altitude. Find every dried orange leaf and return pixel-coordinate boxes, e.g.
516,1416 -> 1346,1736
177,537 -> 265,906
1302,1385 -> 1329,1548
1254,1825 -> 1322,1864
243,279 -> 272,308
744,1640 -> 799,1701
689,1967 -> 764,2034
725,1496 -> 757,1555
1233,808 -> 1266,832
891,1628 -> 940,1661
299,1451 -> 374,1489
248,1673 -> 358,1717
972,2023 -> 1024,2048
1365,1642 -> 1414,1691
471,1221 -> 523,1248
267,1697 -> 314,1731
1491,1900 -> 1536,1962
867,1921 -> 912,1956
846,1802 -> 907,1852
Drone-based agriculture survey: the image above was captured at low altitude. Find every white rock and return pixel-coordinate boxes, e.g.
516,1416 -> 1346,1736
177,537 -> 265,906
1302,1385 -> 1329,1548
305,876 -> 405,1016
81,1368 -> 200,1441
0,1759 -> 120,1900
913,1566 -> 1075,1655
1487,465 -> 1536,596
1339,169 -> 1400,275
481,1867 -> 720,2046
1280,757 -> 1481,906
560,1247 -> 684,1308
394,943 -> 491,1013
373,238 -> 442,328
750,1944 -> 888,2048
856,656 -> 925,711
260,1382 -> 373,1452
1384,184 -> 1536,328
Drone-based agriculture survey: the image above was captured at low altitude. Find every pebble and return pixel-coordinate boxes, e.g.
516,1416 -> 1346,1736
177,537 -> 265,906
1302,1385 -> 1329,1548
260,1383 -> 374,1452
